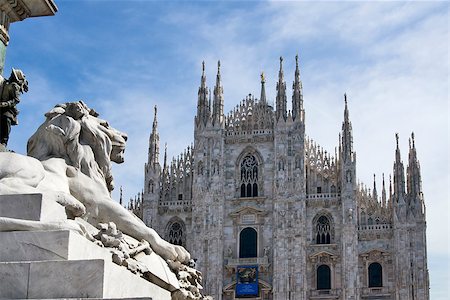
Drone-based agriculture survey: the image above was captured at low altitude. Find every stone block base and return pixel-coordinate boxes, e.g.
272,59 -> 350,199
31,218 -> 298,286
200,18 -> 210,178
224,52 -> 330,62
0,259 -> 170,299
0,230 -> 110,262
0,193 -> 66,221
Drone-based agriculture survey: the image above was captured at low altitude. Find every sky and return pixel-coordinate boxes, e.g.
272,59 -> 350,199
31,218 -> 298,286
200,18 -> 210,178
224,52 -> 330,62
3,1 -> 448,298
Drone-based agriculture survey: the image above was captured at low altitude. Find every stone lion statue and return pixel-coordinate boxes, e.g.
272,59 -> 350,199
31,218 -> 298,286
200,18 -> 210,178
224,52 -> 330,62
0,100 -> 190,264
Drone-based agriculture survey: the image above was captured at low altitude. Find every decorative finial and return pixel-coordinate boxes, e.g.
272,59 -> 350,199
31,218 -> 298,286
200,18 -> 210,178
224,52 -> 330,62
154,105 -> 157,117
218,60 -> 220,71
202,61 -> 205,73
344,93 -> 347,105
411,132 -> 415,148
295,54 -> 299,67
280,56 -> 283,68
261,72 -> 265,83
395,133 -> 399,147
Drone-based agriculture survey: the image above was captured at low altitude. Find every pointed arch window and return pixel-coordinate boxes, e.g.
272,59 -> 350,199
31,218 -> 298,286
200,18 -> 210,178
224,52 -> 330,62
368,262 -> 383,287
240,154 -> 259,197
317,265 -> 331,290
239,227 -> 257,258
315,215 -> 331,244
166,221 -> 185,247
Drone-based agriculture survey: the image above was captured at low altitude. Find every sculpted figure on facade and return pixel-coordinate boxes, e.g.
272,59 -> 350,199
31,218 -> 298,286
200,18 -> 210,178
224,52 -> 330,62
0,68 -> 28,148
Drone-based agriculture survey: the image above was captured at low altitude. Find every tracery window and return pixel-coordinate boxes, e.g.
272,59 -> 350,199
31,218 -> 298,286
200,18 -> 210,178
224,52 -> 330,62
315,216 -> 331,244
167,221 -> 184,246
317,265 -> 331,290
240,155 -> 258,197
368,262 -> 383,287
239,227 -> 257,258
148,180 -> 154,193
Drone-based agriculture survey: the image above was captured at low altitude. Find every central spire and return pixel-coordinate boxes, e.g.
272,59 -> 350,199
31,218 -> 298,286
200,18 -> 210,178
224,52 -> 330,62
148,105 -> 160,167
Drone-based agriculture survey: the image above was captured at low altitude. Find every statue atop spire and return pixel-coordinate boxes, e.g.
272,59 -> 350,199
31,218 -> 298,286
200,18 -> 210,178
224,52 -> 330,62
260,72 -> 267,105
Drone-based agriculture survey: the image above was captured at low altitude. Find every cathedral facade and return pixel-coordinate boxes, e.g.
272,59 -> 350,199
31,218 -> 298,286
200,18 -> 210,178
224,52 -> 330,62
137,56 -> 429,300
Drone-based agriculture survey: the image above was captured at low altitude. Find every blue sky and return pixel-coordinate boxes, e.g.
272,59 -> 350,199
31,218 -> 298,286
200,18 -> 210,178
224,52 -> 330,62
4,1 -> 448,298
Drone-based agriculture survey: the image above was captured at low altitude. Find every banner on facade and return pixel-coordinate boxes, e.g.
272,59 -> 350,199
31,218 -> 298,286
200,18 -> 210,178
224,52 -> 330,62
235,265 -> 258,298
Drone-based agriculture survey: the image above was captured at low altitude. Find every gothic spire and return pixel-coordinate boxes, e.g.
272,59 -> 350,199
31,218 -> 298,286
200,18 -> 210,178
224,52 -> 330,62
292,54 -> 304,122
163,143 -> 168,176
148,105 -> 160,168
260,72 -> 267,104
201,60 -> 206,88
196,61 -> 210,127
276,56 -> 287,121
341,94 -> 354,163
407,132 -> 423,207
373,174 -> 378,201
393,133 -> 406,203
382,173 -> 387,208
212,60 -> 224,126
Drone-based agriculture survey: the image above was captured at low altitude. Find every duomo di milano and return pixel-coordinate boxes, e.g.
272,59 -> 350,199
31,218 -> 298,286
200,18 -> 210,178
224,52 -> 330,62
129,56 -> 429,300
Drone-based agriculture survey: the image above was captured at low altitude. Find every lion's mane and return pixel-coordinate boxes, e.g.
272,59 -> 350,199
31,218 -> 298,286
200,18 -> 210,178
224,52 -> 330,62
27,101 -> 123,192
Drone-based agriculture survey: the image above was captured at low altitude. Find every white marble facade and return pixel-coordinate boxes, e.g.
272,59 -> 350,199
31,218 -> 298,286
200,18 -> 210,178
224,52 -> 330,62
136,57 -> 429,300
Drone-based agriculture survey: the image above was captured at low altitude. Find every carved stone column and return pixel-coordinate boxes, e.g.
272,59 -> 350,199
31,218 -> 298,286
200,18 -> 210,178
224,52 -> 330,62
0,0 -> 57,74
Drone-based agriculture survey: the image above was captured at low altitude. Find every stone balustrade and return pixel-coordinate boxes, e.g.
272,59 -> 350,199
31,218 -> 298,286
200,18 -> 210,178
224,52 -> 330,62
227,256 -> 269,266
358,224 -> 392,231
309,288 -> 341,299
361,286 -> 392,297
159,200 -> 191,207
306,193 -> 340,199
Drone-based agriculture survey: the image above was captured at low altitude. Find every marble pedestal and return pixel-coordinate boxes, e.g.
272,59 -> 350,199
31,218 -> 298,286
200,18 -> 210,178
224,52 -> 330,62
0,194 -> 175,299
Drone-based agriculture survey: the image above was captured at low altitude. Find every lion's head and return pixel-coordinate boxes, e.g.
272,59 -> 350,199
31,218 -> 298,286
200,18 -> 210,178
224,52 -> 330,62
27,101 -> 127,192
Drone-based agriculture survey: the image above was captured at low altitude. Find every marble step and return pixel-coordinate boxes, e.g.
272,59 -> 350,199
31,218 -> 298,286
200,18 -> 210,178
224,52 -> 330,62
0,230 -> 180,292
0,259 -> 170,299
0,230 -> 110,262
0,193 -> 66,221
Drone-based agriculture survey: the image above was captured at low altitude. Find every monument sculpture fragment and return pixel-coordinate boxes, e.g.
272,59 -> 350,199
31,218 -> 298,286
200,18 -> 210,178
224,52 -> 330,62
0,100 -> 207,299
